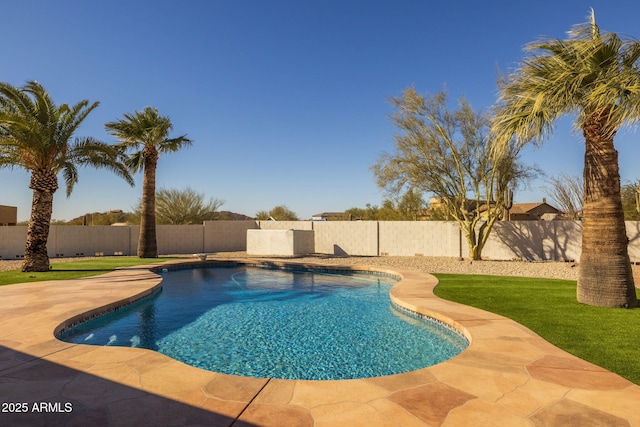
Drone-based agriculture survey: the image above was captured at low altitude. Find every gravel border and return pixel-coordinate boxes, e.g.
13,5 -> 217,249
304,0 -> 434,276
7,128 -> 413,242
0,257 -> 98,273
210,252 -> 640,283
210,253 -> 583,280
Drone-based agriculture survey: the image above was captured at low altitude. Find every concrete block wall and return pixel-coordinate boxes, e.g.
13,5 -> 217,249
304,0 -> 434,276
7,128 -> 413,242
0,226 -> 27,259
379,221 -> 461,257
0,222 -> 259,259
626,221 -> 640,262
256,221 -> 377,256
50,226 -> 134,257
203,220 -> 258,252
157,225 -> 204,255
548,221 -> 582,262
293,230 -> 315,255
247,229 -> 314,256
470,221 -> 583,261
257,221 -> 313,230
1,220 -> 639,262
313,221 -> 378,256
129,226 -> 140,255
483,222 -> 546,260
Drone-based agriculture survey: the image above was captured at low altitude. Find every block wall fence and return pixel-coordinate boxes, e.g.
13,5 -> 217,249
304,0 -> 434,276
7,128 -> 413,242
1,220 -> 639,262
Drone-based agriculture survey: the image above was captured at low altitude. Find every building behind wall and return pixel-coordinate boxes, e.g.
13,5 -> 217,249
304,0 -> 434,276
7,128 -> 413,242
507,201 -> 562,221
0,205 -> 17,226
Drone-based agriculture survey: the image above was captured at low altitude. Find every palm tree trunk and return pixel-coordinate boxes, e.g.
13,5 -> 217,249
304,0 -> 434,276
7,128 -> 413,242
138,148 -> 158,258
577,113 -> 637,308
22,171 -> 57,272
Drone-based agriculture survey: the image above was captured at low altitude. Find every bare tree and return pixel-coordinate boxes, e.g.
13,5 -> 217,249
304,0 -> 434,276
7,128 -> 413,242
621,180 -> 640,220
135,187 -> 224,224
397,188 -> 425,220
255,205 -> 299,221
372,88 -> 532,260
545,174 -> 583,220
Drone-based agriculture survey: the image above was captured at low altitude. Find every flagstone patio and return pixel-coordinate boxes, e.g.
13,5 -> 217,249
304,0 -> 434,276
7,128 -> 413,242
0,259 -> 637,426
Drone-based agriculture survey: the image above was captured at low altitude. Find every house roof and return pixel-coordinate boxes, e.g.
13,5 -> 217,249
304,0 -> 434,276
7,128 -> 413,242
509,202 -> 561,214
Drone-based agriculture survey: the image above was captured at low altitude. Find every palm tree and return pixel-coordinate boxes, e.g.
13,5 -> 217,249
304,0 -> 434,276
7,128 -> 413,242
0,81 -> 134,272
105,107 -> 192,258
493,10 -> 640,308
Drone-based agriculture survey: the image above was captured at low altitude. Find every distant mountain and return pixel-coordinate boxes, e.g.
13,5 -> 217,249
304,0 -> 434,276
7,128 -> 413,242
59,210 -> 254,225
62,210 -> 137,226
216,211 -> 254,221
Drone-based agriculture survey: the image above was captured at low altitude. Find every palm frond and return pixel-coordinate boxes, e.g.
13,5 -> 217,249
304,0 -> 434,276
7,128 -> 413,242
56,100 -> 98,145
158,135 -> 192,153
66,137 -> 135,187
24,81 -> 57,133
60,161 -> 79,197
493,13 -> 640,150
125,150 -> 146,174
1,81 -> 132,195
0,82 -> 36,118
106,106 -> 192,170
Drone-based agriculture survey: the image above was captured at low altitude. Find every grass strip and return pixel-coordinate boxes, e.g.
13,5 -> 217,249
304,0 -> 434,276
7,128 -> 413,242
433,274 -> 640,385
0,257 -> 178,287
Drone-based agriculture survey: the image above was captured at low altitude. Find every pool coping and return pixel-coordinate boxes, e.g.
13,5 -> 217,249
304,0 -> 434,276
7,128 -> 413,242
0,258 -> 638,426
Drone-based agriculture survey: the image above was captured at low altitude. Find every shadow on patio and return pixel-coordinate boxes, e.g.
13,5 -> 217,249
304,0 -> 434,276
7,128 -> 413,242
0,345 -> 258,427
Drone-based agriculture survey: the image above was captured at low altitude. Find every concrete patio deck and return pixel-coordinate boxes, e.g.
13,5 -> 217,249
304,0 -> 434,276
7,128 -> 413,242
0,259 -> 638,426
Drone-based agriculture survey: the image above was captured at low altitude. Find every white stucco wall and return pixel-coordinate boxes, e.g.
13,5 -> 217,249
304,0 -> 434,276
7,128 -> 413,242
1,220 -> 639,262
247,229 -> 314,256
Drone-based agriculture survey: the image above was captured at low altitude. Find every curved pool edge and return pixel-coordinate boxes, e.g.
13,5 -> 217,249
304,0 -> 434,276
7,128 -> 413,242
54,258 -> 470,379
53,278 -> 163,338
2,258 -> 638,426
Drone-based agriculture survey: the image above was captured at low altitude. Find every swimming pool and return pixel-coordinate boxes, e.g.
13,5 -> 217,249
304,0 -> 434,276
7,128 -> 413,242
58,264 -> 468,380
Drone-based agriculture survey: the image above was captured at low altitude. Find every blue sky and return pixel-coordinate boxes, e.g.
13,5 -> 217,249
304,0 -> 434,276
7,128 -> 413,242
3,1 -> 640,221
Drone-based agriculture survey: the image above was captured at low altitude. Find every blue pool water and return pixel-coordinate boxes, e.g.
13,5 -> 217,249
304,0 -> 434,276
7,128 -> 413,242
58,265 -> 468,380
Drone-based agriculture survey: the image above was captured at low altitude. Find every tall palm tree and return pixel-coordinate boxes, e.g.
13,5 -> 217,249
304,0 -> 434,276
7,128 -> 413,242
0,81 -> 134,272
493,10 -> 640,308
105,107 -> 192,258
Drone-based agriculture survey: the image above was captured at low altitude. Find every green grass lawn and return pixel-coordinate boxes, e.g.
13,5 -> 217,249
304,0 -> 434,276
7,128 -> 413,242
433,274 -> 640,385
0,256 -> 178,287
